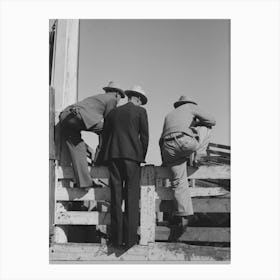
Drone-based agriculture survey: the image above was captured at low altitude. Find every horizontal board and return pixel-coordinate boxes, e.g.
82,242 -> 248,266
56,186 -> 230,201
156,198 -> 230,213
50,242 -> 230,262
62,197 -> 230,214
208,143 -> 230,150
55,198 -> 230,225
155,186 -> 229,200
56,186 -> 110,201
208,150 -> 230,158
207,157 -> 230,165
156,226 -> 230,242
155,165 -> 230,180
55,211 -> 110,225
57,164 -> 230,180
57,166 -> 109,180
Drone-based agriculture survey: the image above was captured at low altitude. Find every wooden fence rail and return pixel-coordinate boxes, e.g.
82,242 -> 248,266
54,162 -> 230,245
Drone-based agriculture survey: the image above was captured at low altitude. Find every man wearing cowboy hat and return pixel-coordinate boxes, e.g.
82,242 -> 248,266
99,85 -> 149,249
59,81 -> 125,188
159,95 -> 216,240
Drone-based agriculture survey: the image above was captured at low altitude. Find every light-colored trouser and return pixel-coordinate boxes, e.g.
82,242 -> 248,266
160,127 -> 212,216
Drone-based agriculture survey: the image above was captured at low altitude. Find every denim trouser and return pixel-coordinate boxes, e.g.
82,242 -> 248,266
160,127 -> 211,216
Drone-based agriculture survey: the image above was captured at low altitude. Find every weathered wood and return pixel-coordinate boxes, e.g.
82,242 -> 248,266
140,165 -> 156,245
208,150 -> 230,158
57,164 -> 230,180
156,198 -> 230,213
156,226 -> 230,242
62,19 -> 79,108
208,143 -> 230,150
54,225 -> 68,243
55,185 -> 229,202
55,211 -> 110,225
56,186 -> 110,201
155,186 -> 230,200
155,165 -> 230,180
49,87 -> 55,160
56,165 -> 109,179
49,160 -> 56,239
50,242 -> 230,262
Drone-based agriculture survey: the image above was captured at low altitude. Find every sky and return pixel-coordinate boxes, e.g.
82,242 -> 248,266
78,19 -> 230,165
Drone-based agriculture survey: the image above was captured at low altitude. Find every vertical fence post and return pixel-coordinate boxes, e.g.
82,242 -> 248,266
49,87 -> 56,243
52,19 -> 80,244
139,165 -> 156,245
54,202 -> 69,243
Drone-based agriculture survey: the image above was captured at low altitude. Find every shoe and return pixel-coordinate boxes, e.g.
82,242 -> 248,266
168,224 -> 184,242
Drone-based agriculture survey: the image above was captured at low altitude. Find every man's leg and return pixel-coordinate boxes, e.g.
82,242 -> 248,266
123,160 -> 141,248
61,114 -> 93,188
108,159 -> 124,246
170,161 -> 193,217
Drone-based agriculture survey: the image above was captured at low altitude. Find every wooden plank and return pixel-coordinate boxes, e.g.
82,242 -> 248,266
49,87 -> 55,160
56,186 -> 110,201
208,150 -> 230,158
156,226 -> 230,242
207,157 -> 230,165
140,165 -> 156,245
156,198 -> 230,213
62,19 -> 79,108
57,166 -> 109,179
55,186 -> 229,201
155,186 -> 230,200
55,211 -> 110,225
50,242 -> 230,262
58,165 -> 230,180
54,225 -> 68,243
155,165 -> 230,180
208,143 -> 230,150
54,203 -> 68,243
49,160 -> 56,239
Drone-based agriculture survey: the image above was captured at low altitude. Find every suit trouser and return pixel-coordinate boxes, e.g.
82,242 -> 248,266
59,109 -> 103,187
160,127 -> 212,216
108,159 -> 141,247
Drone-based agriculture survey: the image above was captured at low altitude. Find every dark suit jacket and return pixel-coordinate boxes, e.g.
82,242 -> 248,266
71,93 -> 118,130
99,102 -> 149,163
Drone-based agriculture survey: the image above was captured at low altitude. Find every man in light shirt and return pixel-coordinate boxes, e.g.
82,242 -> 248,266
159,95 -> 216,240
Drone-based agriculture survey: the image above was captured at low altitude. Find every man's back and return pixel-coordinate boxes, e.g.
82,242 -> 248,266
162,103 -> 216,138
100,102 -> 149,163
75,93 -> 117,129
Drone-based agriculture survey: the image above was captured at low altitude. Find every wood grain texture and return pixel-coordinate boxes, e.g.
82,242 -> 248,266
156,198 -> 230,213
49,242 -> 230,262
140,185 -> 156,245
57,164 -> 230,180
156,226 -> 230,242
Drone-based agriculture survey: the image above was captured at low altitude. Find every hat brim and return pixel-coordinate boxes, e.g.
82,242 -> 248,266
103,86 -> 125,98
173,100 -> 197,108
124,90 -> 147,105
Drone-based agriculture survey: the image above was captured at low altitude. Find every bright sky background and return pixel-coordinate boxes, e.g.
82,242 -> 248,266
78,19 -> 230,165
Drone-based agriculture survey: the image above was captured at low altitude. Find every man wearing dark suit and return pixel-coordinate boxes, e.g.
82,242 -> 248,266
99,85 -> 149,249
59,81 -> 125,188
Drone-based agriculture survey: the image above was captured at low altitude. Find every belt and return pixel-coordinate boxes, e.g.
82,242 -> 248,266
164,133 -> 186,142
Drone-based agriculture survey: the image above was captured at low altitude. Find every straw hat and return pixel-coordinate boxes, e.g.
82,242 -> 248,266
103,81 -> 125,98
173,95 -> 197,108
124,85 -> 148,105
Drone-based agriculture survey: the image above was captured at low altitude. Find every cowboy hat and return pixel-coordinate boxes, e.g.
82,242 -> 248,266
103,81 -> 125,98
173,95 -> 197,108
124,85 -> 148,105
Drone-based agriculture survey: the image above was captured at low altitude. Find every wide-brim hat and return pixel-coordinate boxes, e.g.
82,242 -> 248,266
103,81 -> 125,98
174,95 -> 197,108
124,85 -> 148,105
